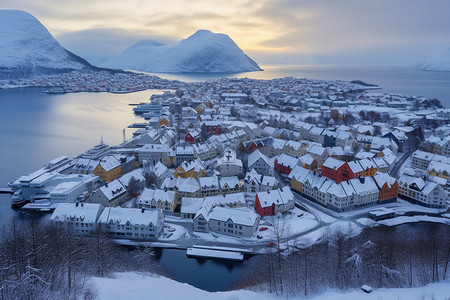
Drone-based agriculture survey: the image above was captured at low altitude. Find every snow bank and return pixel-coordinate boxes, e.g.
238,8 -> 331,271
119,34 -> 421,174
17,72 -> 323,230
93,272 -> 450,300
103,29 -> 262,73
379,216 -> 450,227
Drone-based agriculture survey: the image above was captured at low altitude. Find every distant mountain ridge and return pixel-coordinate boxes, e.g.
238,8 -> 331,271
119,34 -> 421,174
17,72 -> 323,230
416,48 -> 450,72
0,10 -> 96,79
103,29 -> 262,73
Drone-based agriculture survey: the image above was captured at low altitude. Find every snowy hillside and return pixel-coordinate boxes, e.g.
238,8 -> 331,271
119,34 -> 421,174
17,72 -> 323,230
0,10 -> 93,79
93,272 -> 450,300
416,48 -> 450,71
103,30 -> 262,73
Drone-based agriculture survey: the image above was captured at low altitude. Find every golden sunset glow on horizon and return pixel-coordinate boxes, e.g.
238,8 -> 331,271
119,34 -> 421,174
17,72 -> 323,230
3,0 -> 450,65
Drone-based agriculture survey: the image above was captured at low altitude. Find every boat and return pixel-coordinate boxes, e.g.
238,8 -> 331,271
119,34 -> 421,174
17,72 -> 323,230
132,98 -> 162,115
10,189 -> 29,209
42,87 -> 66,94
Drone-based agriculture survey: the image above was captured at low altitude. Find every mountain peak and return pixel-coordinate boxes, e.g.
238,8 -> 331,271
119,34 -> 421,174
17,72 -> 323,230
417,47 -> 450,72
0,9 -> 93,79
103,30 -> 262,73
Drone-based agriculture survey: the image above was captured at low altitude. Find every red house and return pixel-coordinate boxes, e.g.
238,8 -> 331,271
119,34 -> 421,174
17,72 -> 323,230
184,131 -> 199,143
322,157 -> 358,183
274,153 -> 298,175
255,187 -> 294,217
255,193 -> 275,216
202,121 -> 222,135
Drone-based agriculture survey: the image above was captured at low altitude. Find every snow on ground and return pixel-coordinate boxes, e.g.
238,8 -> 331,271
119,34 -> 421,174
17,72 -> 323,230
300,201 -> 340,224
297,220 -> 363,246
379,215 -> 450,227
356,217 -> 378,227
308,282 -> 450,300
93,272 -> 450,300
160,224 -> 189,241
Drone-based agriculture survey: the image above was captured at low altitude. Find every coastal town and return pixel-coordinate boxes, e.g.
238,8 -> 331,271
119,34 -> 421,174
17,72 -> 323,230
4,74 -> 450,258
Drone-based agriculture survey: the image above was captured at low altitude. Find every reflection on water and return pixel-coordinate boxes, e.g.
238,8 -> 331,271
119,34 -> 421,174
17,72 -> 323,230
154,248 -> 249,292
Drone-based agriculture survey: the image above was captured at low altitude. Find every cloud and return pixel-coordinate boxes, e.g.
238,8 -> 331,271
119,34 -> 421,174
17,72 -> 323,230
3,0 -> 450,65
255,0 -> 450,63
56,28 -> 177,65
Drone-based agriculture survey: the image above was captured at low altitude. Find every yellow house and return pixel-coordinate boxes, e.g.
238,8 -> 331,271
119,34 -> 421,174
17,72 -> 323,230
360,166 -> 378,177
166,147 -> 176,167
174,159 -> 205,179
195,104 -> 206,115
291,178 -> 303,193
427,161 -> 449,180
93,156 -> 122,182
159,117 -> 170,128
358,159 -> 378,177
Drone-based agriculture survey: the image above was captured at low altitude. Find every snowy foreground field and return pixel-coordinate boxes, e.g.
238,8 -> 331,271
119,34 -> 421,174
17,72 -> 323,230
93,272 -> 450,300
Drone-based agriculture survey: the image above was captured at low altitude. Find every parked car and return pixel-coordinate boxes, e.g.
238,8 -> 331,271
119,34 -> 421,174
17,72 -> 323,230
212,232 -> 218,238
259,227 -> 268,231
167,228 -> 175,232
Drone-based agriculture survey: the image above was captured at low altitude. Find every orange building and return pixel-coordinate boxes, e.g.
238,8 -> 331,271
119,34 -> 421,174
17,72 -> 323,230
373,174 -> 398,203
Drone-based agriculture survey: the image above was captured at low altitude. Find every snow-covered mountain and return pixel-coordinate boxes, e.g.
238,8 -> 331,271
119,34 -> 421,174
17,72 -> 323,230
103,30 -> 262,73
416,48 -> 450,71
0,10 -> 94,79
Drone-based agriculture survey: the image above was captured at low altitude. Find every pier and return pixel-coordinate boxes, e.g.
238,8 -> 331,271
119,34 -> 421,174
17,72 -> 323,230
186,245 -> 249,261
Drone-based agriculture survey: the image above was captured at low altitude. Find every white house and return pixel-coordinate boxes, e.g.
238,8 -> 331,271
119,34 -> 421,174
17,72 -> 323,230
207,207 -> 260,237
216,148 -> 243,177
193,141 -> 217,161
137,188 -> 177,212
88,179 -> 127,207
398,175 -> 447,209
243,169 -> 278,194
147,161 -> 173,185
199,176 -> 220,197
50,202 -> 104,235
193,204 -> 259,237
138,144 -> 170,166
98,207 -> 164,240
219,176 -> 242,194
247,149 -> 271,175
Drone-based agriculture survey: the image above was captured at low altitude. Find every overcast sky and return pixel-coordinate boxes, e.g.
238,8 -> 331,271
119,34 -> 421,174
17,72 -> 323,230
3,0 -> 450,65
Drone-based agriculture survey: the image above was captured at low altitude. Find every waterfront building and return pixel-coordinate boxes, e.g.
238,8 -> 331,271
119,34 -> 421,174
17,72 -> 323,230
137,188 -> 177,212
93,155 -> 122,182
50,202 -> 104,235
398,175 -> 447,209
98,207 -> 164,240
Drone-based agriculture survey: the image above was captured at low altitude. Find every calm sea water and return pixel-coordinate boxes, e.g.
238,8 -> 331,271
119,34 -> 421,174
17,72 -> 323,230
0,65 -> 449,291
